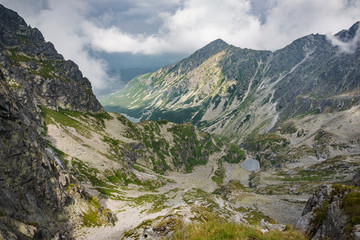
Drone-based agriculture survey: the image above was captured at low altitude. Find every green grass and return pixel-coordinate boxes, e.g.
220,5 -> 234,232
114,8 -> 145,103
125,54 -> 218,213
82,196 -> 113,227
9,53 -> 31,62
212,161 -> 225,185
310,201 -> 330,231
244,133 -> 290,153
102,136 -> 120,147
171,209 -> 306,240
221,144 -> 246,164
244,209 -> 275,226
278,121 -> 297,135
71,159 -> 114,188
38,60 -> 55,79
40,106 -> 92,137
296,109 -> 321,119
308,183 -> 360,237
83,207 -> 102,227
277,169 -> 335,182
343,191 -> 360,233
132,164 -> 146,172
129,193 -> 169,213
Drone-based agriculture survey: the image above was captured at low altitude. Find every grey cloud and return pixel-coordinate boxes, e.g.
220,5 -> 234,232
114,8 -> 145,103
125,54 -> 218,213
1,0 -> 360,95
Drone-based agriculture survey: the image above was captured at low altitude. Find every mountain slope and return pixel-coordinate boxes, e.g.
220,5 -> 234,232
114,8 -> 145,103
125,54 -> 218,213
2,3 -> 359,240
0,5 -> 282,240
0,5 -> 113,239
0,4 -> 102,113
101,22 -> 360,143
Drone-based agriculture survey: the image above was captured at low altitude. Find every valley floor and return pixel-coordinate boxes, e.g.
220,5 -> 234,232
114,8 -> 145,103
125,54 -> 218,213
73,156 -> 309,239
43,109 -> 360,239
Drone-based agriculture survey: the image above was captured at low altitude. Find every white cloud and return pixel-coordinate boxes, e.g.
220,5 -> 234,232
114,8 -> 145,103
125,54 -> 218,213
88,0 -> 262,54
85,0 -> 360,54
326,25 -> 360,54
0,0 -> 115,94
1,0 -> 360,93
255,0 -> 360,50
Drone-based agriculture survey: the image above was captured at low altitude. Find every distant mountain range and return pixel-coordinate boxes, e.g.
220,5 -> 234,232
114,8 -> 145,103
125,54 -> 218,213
101,22 -> 360,142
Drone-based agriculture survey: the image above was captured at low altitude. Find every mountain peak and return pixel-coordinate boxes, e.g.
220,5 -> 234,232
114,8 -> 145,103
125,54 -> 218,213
197,38 -> 229,56
204,38 -> 229,48
335,21 -> 360,42
167,39 -> 229,74
0,4 -> 26,28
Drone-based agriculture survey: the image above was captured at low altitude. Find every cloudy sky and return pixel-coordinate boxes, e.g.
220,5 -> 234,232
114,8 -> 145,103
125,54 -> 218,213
0,0 -> 359,95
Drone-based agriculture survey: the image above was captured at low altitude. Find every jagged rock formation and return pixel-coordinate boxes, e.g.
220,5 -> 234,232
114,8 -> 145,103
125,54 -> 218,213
296,173 -> 360,239
0,4 -> 102,113
101,22 -> 360,142
0,5 -> 113,239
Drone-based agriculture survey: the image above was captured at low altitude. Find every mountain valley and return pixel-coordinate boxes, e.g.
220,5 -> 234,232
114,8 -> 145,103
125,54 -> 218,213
0,3 -> 360,240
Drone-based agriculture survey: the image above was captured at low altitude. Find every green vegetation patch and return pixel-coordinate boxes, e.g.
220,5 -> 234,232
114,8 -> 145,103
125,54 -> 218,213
343,191 -> 360,232
71,159 -> 114,189
171,208 -> 306,240
277,121 -> 297,135
221,144 -> 246,164
169,123 -> 218,173
309,183 -> 360,237
213,180 -> 247,198
38,60 -> 55,79
244,208 -> 275,226
83,207 -> 102,227
242,133 -> 292,168
129,189 -> 180,213
212,161 -> 226,185
40,106 -> 92,137
277,169 -> 335,182
313,129 -> 333,144
82,196 -> 113,227
244,133 -> 290,153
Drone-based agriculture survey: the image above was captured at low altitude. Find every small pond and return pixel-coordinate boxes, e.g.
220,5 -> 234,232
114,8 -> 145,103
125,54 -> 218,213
240,158 -> 260,171
121,113 -> 140,123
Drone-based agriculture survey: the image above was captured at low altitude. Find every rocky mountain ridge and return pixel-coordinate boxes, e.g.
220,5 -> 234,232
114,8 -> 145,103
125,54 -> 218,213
101,21 -> 360,143
0,4 -> 102,114
99,20 -> 360,239
296,173 -> 360,240
0,4 -> 112,239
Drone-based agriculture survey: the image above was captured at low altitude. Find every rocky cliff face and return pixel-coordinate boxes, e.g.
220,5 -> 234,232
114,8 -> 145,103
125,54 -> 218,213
0,5 -> 112,239
0,66 -> 73,239
296,173 -> 360,240
101,22 -> 360,143
0,4 -> 102,114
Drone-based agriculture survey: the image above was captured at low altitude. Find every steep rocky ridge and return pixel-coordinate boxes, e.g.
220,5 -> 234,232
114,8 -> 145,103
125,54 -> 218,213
0,4 -> 102,114
296,173 -> 360,239
0,5 -> 112,239
101,22 -> 360,143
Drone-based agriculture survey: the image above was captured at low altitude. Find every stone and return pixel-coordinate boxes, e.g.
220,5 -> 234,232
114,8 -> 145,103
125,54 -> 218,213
0,4 -> 114,238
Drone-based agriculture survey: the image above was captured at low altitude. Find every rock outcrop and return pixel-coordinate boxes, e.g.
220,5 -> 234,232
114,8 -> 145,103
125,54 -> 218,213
0,4 -> 102,114
0,4 -> 112,239
296,173 -> 360,240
